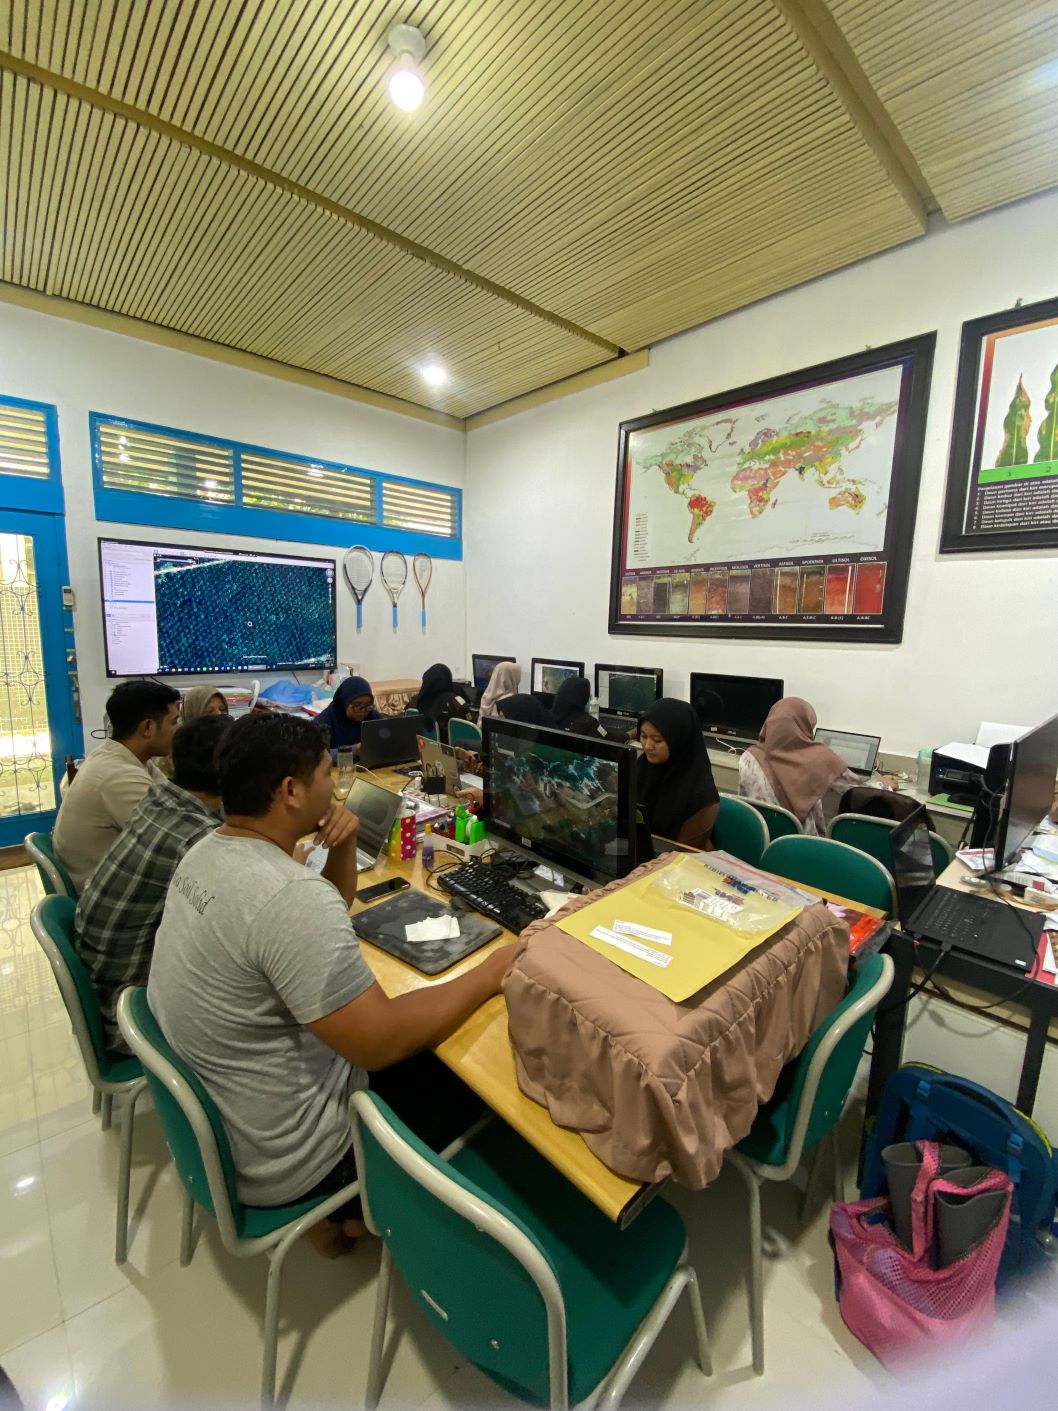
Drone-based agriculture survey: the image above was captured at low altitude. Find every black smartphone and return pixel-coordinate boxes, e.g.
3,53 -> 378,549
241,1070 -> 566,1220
358,876 -> 411,904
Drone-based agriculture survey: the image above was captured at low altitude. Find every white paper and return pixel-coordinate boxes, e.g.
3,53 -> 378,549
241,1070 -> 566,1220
612,919 -> 673,946
405,916 -> 461,943
540,888 -> 573,920
975,721 -> 1029,749
956,848 -> 994,873
590,925 -> 672,969
935,741 -> 990,770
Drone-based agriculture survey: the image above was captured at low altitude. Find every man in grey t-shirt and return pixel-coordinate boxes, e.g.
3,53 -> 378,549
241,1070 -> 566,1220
148,713 -> 515,1251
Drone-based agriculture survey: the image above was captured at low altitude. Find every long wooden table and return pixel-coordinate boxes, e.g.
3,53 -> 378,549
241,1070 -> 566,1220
352,767 -> 886,1223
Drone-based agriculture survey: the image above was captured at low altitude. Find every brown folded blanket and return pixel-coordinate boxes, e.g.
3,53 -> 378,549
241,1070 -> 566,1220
503,853 -> 850,1188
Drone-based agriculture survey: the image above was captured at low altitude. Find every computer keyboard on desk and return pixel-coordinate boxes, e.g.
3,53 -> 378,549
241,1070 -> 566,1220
439,862 -> 548,935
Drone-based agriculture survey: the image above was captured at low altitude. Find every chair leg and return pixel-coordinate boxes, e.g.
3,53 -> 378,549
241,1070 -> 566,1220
115,1081 -> 146,1264
831,1125 -> 845,1205
179,1189 -> 195,1267
261,1245 -> 289,1409
800,1139 -> 824,1226
92,1088 -> 102,1116
731,1159 -> 765,1375
101,1092 -> 113,1131
682,1265 -> 712,1377
366,1244 -> 393,1411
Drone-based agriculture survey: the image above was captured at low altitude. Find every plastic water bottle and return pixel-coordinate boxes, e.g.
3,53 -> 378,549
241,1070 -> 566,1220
422,823 -> 435,869
588,695 -> 600,719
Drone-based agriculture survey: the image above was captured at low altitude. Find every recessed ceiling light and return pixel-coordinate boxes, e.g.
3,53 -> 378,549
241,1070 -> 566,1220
387,24 -> 426,111
419,363 -> 448,388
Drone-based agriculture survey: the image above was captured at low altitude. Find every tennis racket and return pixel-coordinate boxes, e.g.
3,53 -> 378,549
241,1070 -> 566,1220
413,552 -> 433,634
380,550 -> 408,632
342,545 -> 374,634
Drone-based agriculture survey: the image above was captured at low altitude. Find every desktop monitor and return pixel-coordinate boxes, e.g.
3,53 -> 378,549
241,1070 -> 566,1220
688,672 -> 784,739
530,657 -> 585,699
994,712 -> 1058,867
482,715 -> 637,884
99,536 -> 336,677
471,653 -> 517,693
593,663 -> 664,719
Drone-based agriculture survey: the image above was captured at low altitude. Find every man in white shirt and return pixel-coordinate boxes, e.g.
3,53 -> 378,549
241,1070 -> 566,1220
53,680 -> 181,890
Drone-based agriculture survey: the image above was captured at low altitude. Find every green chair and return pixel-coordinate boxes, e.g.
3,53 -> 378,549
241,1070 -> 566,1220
742,799 -> 803,842
405,706 -> 439,742
726,952 -> 894,1373
25,830 -> 78,899
827,812 -> 954,878
448,718 -> 482,749
350,1092 -> 711,1410
117,987 -> 360,1409
29,897 -> 146,1261
761,834 -> 896,915
714,794 -> 769,866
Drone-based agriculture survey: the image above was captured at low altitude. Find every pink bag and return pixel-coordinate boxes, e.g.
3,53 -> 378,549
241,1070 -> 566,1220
830,1141 -> 1013,1368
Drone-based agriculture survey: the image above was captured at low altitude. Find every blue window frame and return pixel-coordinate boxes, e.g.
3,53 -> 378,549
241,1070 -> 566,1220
0,395 -> 65,513
90,413 -> 463,559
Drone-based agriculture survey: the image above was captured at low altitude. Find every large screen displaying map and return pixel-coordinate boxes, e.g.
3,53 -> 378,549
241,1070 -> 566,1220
609,335 -> 935,643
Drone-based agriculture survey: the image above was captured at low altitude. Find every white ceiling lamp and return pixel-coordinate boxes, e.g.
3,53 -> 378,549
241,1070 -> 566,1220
387,24 -> 426,111
419,362 -> 448,388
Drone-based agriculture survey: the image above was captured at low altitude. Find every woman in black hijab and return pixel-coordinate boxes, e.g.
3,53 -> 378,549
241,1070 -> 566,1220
497,693 -> 552,726
549,675 -> 604,738
637,698 -> 719,849
411,663 -> 469,740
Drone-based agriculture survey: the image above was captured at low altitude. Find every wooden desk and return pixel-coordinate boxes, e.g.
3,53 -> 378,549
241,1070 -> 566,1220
354,769 -> 883,1223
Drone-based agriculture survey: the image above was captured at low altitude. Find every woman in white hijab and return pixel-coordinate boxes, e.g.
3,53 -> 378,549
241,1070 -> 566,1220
478,660 -> 522,718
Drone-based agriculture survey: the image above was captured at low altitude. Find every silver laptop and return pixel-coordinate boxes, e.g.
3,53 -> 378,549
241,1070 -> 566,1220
346,777 -> 404,870
814,726 -> 880,776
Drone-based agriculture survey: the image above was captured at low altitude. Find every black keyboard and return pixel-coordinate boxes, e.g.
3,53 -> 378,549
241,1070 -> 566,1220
918,889 -> 993,945
439,862 -> 548,935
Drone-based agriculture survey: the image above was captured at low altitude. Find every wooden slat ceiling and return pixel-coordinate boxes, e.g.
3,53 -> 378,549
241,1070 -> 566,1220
0,1 -> 1053,418
829,0 -> 1058,222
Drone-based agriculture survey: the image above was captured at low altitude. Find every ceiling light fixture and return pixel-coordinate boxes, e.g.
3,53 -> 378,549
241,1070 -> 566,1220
387,24 -> 426,111
419,362 -> 448,388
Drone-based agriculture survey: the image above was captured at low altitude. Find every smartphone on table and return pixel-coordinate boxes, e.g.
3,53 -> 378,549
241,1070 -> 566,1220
357,877 -> 411,905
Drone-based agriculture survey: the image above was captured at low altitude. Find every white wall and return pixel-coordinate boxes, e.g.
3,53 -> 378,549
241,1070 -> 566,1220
465,190 -> 1058,756
0,302 -> 466,736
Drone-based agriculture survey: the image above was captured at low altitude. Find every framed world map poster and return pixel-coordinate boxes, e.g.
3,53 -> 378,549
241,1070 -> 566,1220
940,296 -> 1058,554
608,332 -> 935,643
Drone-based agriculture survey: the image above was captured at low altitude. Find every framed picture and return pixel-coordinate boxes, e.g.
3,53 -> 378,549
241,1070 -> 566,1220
940,296 -> 1058,554
608,332 -> 935,643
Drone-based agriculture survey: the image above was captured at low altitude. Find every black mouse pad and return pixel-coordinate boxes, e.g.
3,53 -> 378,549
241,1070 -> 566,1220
352,889 -> 501,974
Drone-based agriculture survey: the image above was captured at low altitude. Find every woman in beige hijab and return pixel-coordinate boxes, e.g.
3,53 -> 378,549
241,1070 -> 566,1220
478,660 -> 522,719
181,685 -> 229,721
739,696 -> 861,836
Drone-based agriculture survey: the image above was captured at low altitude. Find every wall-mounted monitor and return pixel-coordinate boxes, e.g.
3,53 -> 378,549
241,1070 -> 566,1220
99,536 -> 336,677
688,671 -> 783,741
593,663 -> 663,719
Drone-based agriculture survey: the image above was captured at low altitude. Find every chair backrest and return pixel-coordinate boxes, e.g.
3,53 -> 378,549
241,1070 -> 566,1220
351,1090 -> 568,1408
25,831 -> 78,899
714,794 -> 769,866
774,953 -> 894,1169
117,987 -> 242,1239
30,896 -> 107,1085
448,718 -> 482,748
761,834 -> 896,915
828,812 -> 953,879
836,785 -> 923,823
743,798 -> 803,841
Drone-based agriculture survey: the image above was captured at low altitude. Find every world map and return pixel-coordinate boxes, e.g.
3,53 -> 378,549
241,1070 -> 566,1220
624,366 -> 903,568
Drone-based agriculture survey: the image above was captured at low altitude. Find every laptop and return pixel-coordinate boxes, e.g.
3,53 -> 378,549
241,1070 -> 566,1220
345,777 -> 404,871
420,738 -> 461,796
889,806 -> 1043,969
359,713 -> 427,769
814,726 -> 880,777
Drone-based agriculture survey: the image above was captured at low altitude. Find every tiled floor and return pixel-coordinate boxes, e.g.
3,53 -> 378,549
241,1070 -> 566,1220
0,862 -> 890,1410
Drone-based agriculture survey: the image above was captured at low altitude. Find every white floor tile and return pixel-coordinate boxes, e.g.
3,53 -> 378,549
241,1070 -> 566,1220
0,1323 -> 73,1411
0,1030 -> 39,1157
0,1146 -> 64,1357
30,1021 -> 97,1144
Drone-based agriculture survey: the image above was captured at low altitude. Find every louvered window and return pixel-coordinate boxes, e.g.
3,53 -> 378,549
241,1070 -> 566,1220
0,400 -> 51,479
241,450 -> 374,523
97,422 -> 234,502
382,479 -> 460,537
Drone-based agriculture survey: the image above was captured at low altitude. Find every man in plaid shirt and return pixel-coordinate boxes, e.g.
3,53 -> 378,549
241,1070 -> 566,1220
74,713 -> 232,1054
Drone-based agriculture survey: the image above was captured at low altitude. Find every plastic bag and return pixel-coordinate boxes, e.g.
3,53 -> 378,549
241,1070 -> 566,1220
647,852 -> 804,935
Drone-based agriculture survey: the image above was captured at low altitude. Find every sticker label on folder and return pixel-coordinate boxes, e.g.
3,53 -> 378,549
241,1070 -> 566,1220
612,919 -> 673,946
590,925 -> 672,969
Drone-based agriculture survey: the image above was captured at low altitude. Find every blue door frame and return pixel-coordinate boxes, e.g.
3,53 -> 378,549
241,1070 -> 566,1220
0,509 -> 83,846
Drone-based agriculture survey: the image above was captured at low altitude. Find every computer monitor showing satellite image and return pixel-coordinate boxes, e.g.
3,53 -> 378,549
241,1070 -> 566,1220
99,537 -> 337,677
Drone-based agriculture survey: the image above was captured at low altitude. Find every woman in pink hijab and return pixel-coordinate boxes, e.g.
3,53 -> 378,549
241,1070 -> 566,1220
739,697 -> 862,836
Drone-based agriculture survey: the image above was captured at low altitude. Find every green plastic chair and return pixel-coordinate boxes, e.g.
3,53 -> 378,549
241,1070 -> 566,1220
25,830 -> 78,899
761,834 -> 896,915
350,1092 -> 711,1410
726,952 -> 894,1373
117,987 -> 360,1408
742,799 -> 803,841
405,706 -> 439,742
714,794 -> 769,866
30,897 -> 146,1261
448,718 -> 483,749
827,812 -> 954,878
